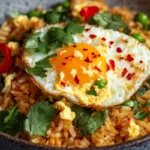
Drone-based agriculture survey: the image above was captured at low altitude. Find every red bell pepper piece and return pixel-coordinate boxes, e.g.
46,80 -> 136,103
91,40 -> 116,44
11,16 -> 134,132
80,6 -> 99,21
0,43 -> 13,74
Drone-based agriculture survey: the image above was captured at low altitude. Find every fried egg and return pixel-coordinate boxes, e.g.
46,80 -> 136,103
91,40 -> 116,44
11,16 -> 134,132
23,24 -> 150,108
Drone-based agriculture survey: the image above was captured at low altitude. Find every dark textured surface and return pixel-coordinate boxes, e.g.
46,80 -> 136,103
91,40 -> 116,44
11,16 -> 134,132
0,0 -> 150,149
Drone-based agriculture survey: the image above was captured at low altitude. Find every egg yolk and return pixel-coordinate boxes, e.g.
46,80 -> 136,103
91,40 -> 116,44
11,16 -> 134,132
50,44 -> 106,86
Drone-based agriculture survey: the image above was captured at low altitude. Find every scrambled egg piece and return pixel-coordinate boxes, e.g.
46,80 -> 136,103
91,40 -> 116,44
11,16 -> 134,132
5,72 -> 17,87
128,119 -> 140,139
54,101 -> 75,121
7,42 -> 20,56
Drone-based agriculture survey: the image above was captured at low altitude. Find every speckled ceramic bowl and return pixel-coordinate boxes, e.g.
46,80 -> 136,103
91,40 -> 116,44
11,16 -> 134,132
0,0 -> 150,150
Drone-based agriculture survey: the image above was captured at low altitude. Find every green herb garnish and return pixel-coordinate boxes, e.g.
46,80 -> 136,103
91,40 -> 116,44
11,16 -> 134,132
86,88 -> 97,96
134,110 -> 150,120
27,10 -> 43,18
24,102 -> 56,136
35,54 -> 57,68
0,105 -> 26,136
123,99 -> 150,120
26,67 -> 47,78
122,100 -> 135,107
25,21 -> 85,54
26,53 -> 56,77
89,12 -> 130,34
72,105 -> 108,136
43,0 -> 71,24
94,79 -> 107,89
143,99 -> 150,107
137,85 -> 148,96
131,33 -> 145,43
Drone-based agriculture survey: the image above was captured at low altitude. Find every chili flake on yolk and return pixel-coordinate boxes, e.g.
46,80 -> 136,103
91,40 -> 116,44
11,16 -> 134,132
50,44 -> 106,86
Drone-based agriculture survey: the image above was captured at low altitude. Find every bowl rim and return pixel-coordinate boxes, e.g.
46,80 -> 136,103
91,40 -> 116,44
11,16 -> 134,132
0,131 -> 150,149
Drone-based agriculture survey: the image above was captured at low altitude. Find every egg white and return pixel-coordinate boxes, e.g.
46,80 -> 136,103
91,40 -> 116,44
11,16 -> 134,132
23,24 -> 150,108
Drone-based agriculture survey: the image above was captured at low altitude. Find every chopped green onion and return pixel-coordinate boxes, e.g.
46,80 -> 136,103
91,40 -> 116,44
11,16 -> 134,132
143,99 -> 150,107
122,100 -> 135,107
87,88 -> 97,96
94,79 -> 107,89
134,110 -> 150,120
131,33 -> 145,42
137,85 -> 148,96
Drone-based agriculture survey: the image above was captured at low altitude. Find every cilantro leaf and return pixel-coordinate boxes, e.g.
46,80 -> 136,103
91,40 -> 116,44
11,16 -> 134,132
43,0 -> 71,24
43,12 -> 62,24
89,12 -> 130,34
46,27 -> 66,43
35,54 -> 57,68
65,21 -> 85,34
0,75 -> 4,92
0,105 -> 26,136
37,41 -> 50,54
137,85 -> 149,96
26,53 -> 56,77
24,102 -> 56,136
25,32 -> 41,50
49,41 -> 62,51
25,22 -> 85,54
26,67 -> 47,78
61,33 -> 75,46
72,105 -> 108,136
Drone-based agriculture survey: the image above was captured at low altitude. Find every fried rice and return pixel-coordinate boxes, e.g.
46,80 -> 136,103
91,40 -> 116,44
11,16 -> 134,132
0,0 -> 150,148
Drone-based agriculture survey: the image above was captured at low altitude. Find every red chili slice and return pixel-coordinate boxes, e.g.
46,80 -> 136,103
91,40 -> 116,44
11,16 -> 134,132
109,60 -> 115,71
109,41 -> 114,45
106,64 -> 110,71
89,34 -> 97,39
74,75 -> 80,84
116,47 -> 122,53
121,68 -> 128,77
84,56 -> 92,63
101,37 -> 106,41
61,81 -> 66,87
85,28 -> 91,32
94,66 -> 101,72
126,73 -> 135,80
139,60 -> 143,63
62,62 -> 67,66
0,43 -> 13,74
80,6 -> 99,21
126,54 -> 134,62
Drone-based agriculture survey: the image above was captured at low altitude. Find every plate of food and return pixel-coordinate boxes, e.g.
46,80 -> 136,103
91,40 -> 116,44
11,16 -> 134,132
0,0 -> 150,150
